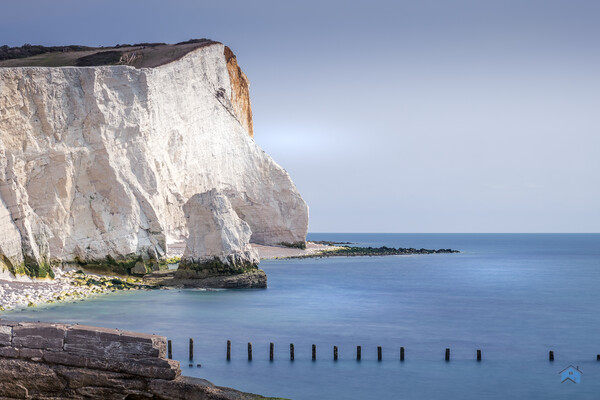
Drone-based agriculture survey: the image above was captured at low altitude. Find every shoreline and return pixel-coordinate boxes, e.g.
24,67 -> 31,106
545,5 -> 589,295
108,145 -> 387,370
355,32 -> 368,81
0,241 -> 459,312
251,241 -> 345,259
253,241 -> 459,259
0,270 -> 151,312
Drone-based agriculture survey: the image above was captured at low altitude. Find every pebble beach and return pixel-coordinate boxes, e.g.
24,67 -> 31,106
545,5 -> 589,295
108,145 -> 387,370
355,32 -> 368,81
0,270 -> 147,311
0,242 -> 338,311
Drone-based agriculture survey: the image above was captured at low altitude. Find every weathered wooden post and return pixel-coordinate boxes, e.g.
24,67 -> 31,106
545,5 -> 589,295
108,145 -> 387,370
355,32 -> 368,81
357,346 -> 361,361
168,340 -> 172,359
445,348 -> 450,361
189,338 -> 194,360
477,349 -> 482,361
270,342 -> 274,361
333,346 -> 338,361
549,350 -> 554,361
400,346 -> 405,361
290,343 -> 295,361
597,354 -> 600,361
312,344 -> 316,361
227,340 -> 231,361
248,342 -> 252,361
378,346 -> 382,361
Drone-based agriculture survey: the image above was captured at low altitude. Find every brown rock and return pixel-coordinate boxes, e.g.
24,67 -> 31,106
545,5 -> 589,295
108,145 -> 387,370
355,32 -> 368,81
0,358 -> 67,395
53,365 -> 147,391
225,46 -> 253,137
149,376 -> 259,400
64,325 -> 165,359
0,320 -> 273,399
18,347 -> 44,360
42,350 -> 180,379
168,269 -> 267,289
0,325 -> 12,345
0,346 -> 19,358
12,322 -> 66,350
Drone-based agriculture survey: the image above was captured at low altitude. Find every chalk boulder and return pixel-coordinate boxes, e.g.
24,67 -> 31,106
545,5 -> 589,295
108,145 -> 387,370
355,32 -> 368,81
173,190 -> 265,288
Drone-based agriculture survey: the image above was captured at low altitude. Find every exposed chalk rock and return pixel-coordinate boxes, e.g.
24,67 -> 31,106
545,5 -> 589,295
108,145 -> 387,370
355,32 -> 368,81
181,190 -> 259,267
172,190 -> 266,288
0,42 -> 308,279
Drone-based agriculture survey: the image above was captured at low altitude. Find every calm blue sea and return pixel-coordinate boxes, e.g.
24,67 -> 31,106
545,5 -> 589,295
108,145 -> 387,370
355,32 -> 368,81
4,233 -> 600,399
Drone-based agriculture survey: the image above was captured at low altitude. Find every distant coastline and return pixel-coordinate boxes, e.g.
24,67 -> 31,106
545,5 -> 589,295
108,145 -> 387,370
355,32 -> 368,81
253,241 -> 459,259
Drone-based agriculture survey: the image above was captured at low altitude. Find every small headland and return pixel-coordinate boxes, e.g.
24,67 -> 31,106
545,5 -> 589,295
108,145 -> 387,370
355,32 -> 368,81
253,241 -> 459,260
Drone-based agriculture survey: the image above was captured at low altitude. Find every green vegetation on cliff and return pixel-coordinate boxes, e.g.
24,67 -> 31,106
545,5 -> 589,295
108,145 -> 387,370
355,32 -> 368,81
0,39 -> 215,68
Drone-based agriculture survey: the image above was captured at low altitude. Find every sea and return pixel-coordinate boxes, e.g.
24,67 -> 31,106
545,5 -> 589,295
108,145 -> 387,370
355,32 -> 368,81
4,233 -> 600,399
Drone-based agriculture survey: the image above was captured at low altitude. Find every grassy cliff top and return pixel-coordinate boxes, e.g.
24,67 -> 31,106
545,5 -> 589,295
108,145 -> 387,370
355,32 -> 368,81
0,39 -> 217,68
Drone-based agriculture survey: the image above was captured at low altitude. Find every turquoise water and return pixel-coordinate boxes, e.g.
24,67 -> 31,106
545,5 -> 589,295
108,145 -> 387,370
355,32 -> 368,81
4,233 -> 600,399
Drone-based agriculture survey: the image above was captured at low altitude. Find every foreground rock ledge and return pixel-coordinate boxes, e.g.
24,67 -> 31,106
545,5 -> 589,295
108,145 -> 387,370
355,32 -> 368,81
0,320 -> 281,399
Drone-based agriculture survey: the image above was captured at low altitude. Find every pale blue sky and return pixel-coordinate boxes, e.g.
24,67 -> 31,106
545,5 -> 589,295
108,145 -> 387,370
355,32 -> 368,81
1,0 -> 599,232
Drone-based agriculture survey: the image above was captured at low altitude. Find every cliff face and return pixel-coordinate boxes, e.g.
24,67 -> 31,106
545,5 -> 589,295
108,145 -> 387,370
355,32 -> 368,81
0,43 -> 308,278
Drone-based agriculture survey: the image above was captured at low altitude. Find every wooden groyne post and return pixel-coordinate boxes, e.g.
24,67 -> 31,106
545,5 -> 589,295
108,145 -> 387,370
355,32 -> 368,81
189,338 -> 194,361
356,346 -> 361,361
227,340 -> 231,361
400,346 -> 404,361
333,346 -> 338,361
290,344 -> 295,361
270,342 -> 274,361
248,342 -> 252,361
549,350 -> 554,361
477,349 -> 482,361
312,344 -> 316,361
445,348 -> 450,361
378,346 -> 382,361
167,340 -> 172,359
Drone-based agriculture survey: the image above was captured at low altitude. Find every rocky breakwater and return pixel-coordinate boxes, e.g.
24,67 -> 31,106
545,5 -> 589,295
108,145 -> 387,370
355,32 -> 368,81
0,319 -> 277,399
145,190 -> 266,288
0,40 -> 308,284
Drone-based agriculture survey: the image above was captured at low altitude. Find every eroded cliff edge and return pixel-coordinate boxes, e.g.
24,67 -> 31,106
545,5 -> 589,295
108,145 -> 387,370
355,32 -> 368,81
0,42 -> 308,280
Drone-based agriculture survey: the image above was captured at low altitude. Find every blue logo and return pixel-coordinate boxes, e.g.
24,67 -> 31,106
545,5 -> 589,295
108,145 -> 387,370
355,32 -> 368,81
559,365 -> 582,384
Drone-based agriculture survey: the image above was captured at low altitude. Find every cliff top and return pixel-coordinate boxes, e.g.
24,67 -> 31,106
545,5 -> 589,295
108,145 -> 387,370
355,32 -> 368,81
0,39 -> 218,68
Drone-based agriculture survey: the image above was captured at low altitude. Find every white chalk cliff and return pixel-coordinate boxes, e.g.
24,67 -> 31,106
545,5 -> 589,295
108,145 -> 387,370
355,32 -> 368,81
0,42 -> 308,279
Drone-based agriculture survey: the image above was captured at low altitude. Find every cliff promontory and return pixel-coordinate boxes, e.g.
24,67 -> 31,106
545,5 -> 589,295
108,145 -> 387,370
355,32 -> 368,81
0,41 -> 308,281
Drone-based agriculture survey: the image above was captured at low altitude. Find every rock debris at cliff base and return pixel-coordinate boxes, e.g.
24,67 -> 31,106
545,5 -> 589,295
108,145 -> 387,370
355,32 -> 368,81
0,270 -> 150,311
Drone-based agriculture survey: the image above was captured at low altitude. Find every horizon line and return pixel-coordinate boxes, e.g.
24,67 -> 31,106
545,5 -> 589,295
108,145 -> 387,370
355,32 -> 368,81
307,232 -> 600,234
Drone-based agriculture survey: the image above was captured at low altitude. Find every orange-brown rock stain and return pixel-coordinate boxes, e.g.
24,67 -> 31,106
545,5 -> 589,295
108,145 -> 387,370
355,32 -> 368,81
224,46 -> 254,137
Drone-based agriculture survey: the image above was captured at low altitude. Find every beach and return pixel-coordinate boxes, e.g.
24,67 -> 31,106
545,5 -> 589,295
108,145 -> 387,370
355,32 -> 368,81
251,241 -> 341,259
0,269 -> 150,311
